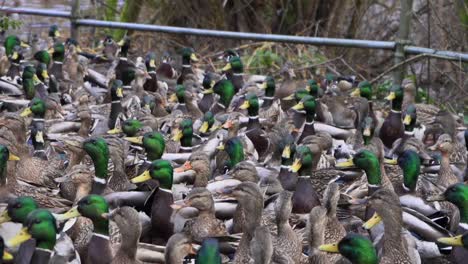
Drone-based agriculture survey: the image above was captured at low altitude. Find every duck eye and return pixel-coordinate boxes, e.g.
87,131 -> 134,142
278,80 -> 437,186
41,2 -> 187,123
35,219 -> 41,224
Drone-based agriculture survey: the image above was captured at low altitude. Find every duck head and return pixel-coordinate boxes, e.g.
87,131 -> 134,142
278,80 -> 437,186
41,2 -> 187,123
170,85 -> 186,104
319,234 -> 378,264
22,66 -> 42,99
362,188 -> 401,230
180,187 -> 215,212
306,79 -> 322,98
385,85 -> 403,111
120,119 -> 143,137
279,134 -> 296,166
145,52 -> 157,71
240,93 -> 260,117
0,196 -> 38,225
427,183 -> 468,223
21,97 -> 46,118
110,79 -> 124,101
336,150 -> 382,186
428,133 -> 453,155
292,95 -> 316,122
202,73 -> 216,94
222,56 -> 243,74
125,131 -> 165,160
4,35 -> 27,58
403,104 -> 417,130
172,118 -> 193,147
58,195 -> 109,235
290,145 -> 313,176
259,76 -> 276,98
217,137 -> 244,169
118,36 -> 131,58
181,47 -> 198,65
199,111 -> 215,134
49,42 -> 65,62
34,50 -> 51,66
397,150 -> 421,192
141,94 -> 156,112
9,209 -> 58,250
213,79 -> 235,109
83,137 -> 109,186
0,145 -> 19,186
131,159 -> 173,190
360,116 -> 375,144
48,24 -> 60,39
36,63 -> 50,83
351,81 -> 372,100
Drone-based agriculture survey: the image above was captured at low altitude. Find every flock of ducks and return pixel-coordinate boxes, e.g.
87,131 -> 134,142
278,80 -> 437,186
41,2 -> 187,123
0,24 -> 465,264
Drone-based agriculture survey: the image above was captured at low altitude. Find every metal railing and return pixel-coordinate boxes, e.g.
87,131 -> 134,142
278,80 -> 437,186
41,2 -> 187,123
1,5 -> 467,65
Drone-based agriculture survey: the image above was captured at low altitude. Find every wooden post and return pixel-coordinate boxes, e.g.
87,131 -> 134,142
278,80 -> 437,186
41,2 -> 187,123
393,0 -> 413,85
70,0 -> 80,40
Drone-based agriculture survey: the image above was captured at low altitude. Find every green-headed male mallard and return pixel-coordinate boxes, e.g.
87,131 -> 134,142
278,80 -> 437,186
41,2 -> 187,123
239,93 -> 269,159
131,159 -> 174,245
209,79 -> 235,115
22,65 -> 43,100
9,209 -> 58,264
196,238 -> 222,264
107,79 -> 125,131
177,47 -> 199,85
319,234 -> 378,264
172,118 -> 203,153
0,196 -> 38,225
57,194 -> 113,264
292,95 -> 317,143
49,42 -> 65,81
144,52 -> 159,92
4,35 -> 28,79
222,56 -> 243,93
198,73 -> 216,113
379,85 -> 404,149
217,137 -> 245,170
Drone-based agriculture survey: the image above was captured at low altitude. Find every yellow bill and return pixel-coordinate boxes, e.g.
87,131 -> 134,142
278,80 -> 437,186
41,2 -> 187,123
20,42 -> 30,48
209,125 -> 219,132
385,92 -> 396,101
403,115 -> 412,125
384,158 -> 397,165
2,250 -> 13,261
199,122 -> 209,133
216,143 -> 225,151
318,242 -> 339,253
172,129 -> 183,142
169,93 -> 178,103
283,94 -> 294,100
305,85 -> 311,92
0,210 -> 11,224
292,102 -> 304,111
363,127 -> 371,137
11,52 -> 18,60
222,63 -> 231,71
190,53 -> 199,62
8,227 -> 32,247
203,88 -> 214,94
240,100 -> 250,110
335,159 -> 355,168
32,74 -> 42,86
149,59 -> 156,68
437,235 -> 464,247
350,88 -> 360,97
20,107 -> 32,117
117,39 -> 125,46
290,159 -> 302,173
116,87 -> 124,98
282,145 -> 291,159
48,48 -> 54,54
42,70 -> 49,80
257,82 -> 268,89
131,170 -> 151,183
8,153 -> 20,161
363,212 -> 382,229
35,131 -> 44,144
107,128 -> 122,134
54,30 -> 61,38
124,136 -> 143,145
55,206 -> 81,221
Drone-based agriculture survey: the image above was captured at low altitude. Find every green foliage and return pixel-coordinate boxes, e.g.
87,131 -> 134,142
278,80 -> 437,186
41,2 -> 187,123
0,16 -> 22,31
248,49 -> 282,74
376,79 -> 392,100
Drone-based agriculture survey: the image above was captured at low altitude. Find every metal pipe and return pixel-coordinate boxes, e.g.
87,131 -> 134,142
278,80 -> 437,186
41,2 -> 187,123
75,19 -> 396,50
405,46 -> 468,62
0,6 -> 70,18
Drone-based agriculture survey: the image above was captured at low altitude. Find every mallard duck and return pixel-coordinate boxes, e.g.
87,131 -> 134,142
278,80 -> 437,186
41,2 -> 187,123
216,137 -> 245,171
171,118 -> 203,153
143,52 -> 159,92
21,66 -> 43,100
429,183 -> 468,263
289,145 -> 321,214
174,152 -> 211,186
176,187 -> 227,242
362,188 -> 418,264
379,85 -> 404,149
292,95 -> 316,143
164,233 -> 196,264
196,238 -> 222,263
57,194 -> 113,263
131,159 -> 174,245
0,196 -> 38,225
177,47 -> 199,86
4,35 -> 28,80
107,79 -> 125,131
207,79 -> 235,115
9,209 -> 59,263
239,93 -> 269,159
222,56 -> 243,93
103,206 -> 143,264
428,134 -> 460,187
49,42 -> 65,81
284,88 -> 309,131
319,234 -> 378,264
114,37 -> 136,87
198,73 -> 217,114
198,111 -> 216,139
169,84 -> 203,119
401,78 -> 440,126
